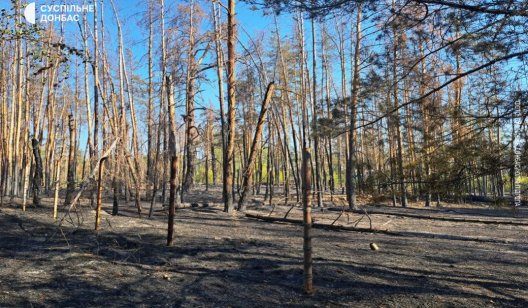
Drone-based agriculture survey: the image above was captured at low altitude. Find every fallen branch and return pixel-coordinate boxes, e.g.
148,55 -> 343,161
331,205 -> 346,226
363,208 -> 372,229
268,204 -> 276,216
283,204 -> 297,219
380,219 -> 393,227
57,140 -> 119,227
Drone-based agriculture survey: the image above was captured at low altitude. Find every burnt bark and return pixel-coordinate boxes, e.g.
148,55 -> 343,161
302,148 -> 314,294
65,114 -> 76,205
31,138 -> 43,207
167,156 -> 178,246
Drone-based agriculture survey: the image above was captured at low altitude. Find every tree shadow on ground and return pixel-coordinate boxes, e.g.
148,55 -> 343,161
0,207 -> 527,307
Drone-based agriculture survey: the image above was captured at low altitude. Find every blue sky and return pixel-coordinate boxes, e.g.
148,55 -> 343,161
1,0 -> 525,153
0,0 -> 298,150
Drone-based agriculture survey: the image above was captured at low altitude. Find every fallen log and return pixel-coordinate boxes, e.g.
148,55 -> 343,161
245,213 -> 517,244
337,208 -> 528,226
245,213 -> 398,235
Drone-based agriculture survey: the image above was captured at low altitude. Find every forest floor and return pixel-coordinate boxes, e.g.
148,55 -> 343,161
0,188 -> 527,307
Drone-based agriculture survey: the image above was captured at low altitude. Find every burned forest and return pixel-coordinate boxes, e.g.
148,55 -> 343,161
1,0 -> 528,306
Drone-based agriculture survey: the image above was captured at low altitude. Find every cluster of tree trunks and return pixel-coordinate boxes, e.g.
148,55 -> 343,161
1,0 -> 527,295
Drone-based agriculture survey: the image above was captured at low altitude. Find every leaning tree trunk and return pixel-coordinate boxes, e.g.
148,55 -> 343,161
238,82 -> 275,211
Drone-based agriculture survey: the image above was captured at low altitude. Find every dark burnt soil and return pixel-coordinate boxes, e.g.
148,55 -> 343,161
0,190 -> 527,307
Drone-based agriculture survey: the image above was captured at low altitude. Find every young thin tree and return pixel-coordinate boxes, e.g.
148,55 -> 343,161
212,1 -> 227,202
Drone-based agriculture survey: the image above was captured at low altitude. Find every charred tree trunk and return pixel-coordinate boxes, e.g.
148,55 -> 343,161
65,114 -> 76,205
167,156 -> 178,246
302,148 -> 314,294
95,157 -> 108,231
31,138 -> 43,207
182,2 -> 198,193
112,168 -> 119,215
224,0 -> 237,213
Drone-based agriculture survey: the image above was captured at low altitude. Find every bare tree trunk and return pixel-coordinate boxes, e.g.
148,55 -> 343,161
391,13 -> 407,207
110,0 -> 142,214
212,1 -> 227,205
419,43 -> 432,207
321,26 -> 335,197
205,107 -> 214,190
310,17 -> 323,208
335,15 -> 348,194
238,82 -> 275,211
93,0 -> 100,166
183,1 -> 198,193
166,75 -> 177,162
224,0 -> 237,213
21,37 -> 31,209
0,39 -> 6,206
89,0 -> 100,209
207,108 -> 217,186
65,114 -> 76,205
53,123 -> 67,219
82,2 -> 94,159
167,156 -> 178,246
95,157 -> 108,231
147,0 -> 154,192
159,0 -> 168,206
53,157 -> 62,220
13,1 -> 24,198
347,6 -> 362,210
31,139 -> 43,207
112,164 -> 119,215
166,58 -> 179,244
274,15 -> 300,201
302,148 -> 314,294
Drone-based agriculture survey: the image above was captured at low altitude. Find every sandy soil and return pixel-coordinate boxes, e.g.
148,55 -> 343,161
0,189 -> 527,307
